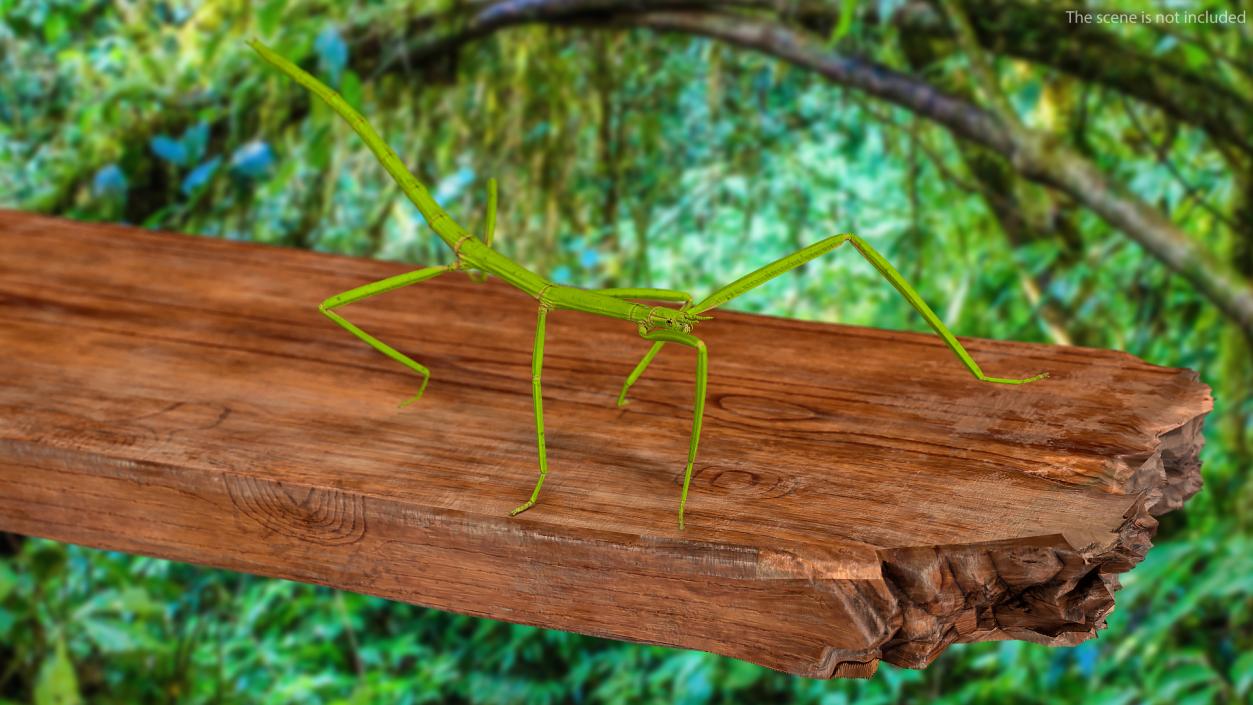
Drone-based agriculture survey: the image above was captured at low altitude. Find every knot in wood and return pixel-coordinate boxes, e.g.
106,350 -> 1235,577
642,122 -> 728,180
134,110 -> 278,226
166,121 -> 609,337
224,474 -> 367,546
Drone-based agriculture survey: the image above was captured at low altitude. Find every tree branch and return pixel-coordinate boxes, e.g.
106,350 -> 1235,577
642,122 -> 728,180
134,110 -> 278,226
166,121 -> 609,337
890,0 -> 1253,155
1119,96 -> 1240,232
343,0 -> 1253,338
44,0 -> 1252,339
609,9 -> 1253,339
935,0 -> 1021,131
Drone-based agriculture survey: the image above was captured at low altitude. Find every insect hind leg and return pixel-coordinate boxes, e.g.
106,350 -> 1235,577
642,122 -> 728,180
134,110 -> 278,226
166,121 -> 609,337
319,264 -> 454,407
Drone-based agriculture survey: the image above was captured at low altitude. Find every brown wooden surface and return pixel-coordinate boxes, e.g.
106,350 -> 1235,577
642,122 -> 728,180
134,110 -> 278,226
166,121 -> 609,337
0,211 -> 1211,678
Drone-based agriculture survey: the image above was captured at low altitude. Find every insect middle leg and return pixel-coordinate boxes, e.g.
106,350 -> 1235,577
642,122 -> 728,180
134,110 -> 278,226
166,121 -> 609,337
510,304 -> 552,517
319,264 -> 455,407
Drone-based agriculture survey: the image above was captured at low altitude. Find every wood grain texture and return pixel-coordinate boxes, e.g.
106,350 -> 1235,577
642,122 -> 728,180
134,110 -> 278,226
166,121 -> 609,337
0,211 -> 1211,678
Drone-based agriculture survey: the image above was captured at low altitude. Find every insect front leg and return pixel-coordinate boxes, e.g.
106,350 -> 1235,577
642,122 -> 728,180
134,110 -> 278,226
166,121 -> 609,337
636,328 -> 709,530
319,264 -> 455,407
689,233 -> 1048,384
510,304 -> 552,517
616,341 -> 666,408
595,288 -> 695,407
839,234 -> 1049,384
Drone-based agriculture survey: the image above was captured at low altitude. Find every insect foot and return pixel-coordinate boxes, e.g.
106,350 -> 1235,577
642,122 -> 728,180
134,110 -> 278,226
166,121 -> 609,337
981,371 -> 1050,385
397,377 -> 432,408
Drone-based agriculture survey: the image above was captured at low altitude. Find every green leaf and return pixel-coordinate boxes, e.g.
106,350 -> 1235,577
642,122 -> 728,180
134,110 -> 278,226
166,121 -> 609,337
258,0 -> 286,36
720,659 -> 761,690
0,561 -> 15,601
116,586 -> 162,616
830,0 -> 856,42
29,543 -> 66,581
1085,688 -> 1136,705
1233,651 -> 1253,697
307,126 -> 332,171
1175,687 -> 1221,705
81,618 -> 142,654
34,638 -> 81,705
0,609 -> 14,639
43,12 -> 68,44
341,70 -> 363,109
203,29 -> 226,66
1154,662 -> 1220,701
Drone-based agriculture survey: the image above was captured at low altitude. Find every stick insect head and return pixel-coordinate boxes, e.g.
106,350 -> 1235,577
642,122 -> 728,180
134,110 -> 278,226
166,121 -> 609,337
648,306 -> 712,333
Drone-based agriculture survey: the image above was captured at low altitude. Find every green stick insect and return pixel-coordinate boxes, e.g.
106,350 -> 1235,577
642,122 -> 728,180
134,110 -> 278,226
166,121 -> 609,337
249,39 -> 1048,529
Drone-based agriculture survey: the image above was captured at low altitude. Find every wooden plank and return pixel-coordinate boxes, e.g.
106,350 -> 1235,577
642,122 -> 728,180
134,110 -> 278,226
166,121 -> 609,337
0,211 -> 1211,678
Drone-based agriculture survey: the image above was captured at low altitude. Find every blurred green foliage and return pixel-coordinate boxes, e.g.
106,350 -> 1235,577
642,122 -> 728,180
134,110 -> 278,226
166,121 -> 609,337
2,0 -> 1251,702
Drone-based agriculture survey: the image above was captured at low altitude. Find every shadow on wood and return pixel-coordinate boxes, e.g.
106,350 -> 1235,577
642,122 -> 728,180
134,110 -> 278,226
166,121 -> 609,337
0,211 -> 1211,678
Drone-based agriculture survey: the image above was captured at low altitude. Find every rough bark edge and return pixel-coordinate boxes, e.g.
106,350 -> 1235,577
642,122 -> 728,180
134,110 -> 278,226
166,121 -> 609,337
810,495 -> 1158,678
1106,371 -> 1212,515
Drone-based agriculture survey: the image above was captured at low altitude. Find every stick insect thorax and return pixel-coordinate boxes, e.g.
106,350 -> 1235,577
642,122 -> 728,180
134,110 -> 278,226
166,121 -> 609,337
462,240 -> 704,329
